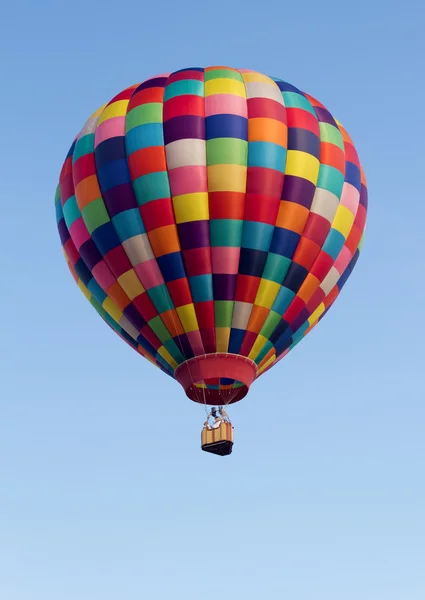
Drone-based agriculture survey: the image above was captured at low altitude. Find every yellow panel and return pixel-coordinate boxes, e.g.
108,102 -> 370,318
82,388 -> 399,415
173,193 -> 209,223
207,164 -> 247,192
77,280 -> 92,302
204,78 -> 246,98
102,297 -> 123,323
98,100 -> 129,124
157,346 -> 178,369
241,72 -> 274,84
248,334 -> 268,361
216,327 -> 230,352
308,303 -> 325,326
285,150 -> 320,184
176,304 -> 199,332
255,279 -> 281,309
117,269 -> 145,300
332,205 -> 355,239
257,354 -> 276,375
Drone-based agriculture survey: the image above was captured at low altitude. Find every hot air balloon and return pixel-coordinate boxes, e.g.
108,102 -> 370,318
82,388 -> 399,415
55,66 -> 368,456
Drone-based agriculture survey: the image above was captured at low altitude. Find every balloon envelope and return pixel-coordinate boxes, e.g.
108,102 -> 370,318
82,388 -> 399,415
55,66 -> 368,405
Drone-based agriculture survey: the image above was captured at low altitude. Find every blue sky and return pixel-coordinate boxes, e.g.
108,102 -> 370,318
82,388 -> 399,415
1,0 -> 424,598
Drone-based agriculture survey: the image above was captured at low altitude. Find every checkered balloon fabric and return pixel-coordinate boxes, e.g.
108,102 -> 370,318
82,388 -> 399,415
55,67 -> 367,404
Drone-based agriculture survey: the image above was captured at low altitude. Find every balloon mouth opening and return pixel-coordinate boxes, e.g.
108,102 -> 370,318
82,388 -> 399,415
174,353 -> 257,405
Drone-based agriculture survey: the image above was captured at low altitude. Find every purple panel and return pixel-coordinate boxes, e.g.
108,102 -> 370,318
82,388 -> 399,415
79,238 -> 102,270
360,183 -> 368,209
291,307 -> 310,332
135,77 -> 168,92
314,106 -> 337,126
58,219 -> 70,244
177,220 -> 210,250
163,115 -> 206,144
123,303 -> 146,331
213,274 -> 237,301
102,183 -> 137,217
282,175 -> 315,208
175,333 -> 194,359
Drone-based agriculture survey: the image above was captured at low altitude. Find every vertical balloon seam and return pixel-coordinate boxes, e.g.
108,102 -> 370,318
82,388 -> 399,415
258,103 -> 348,367
70,100 -> 147,341
253,85 -> 346,369
258,111 -> 366,374
60,126 -> 141,345
80,90 -> 178,374
162,68 -> 212,365
203,66 -> 249,393
157,69 -> 210,392
56,147 -> 170,375
160,68 -> 211,399
244,81 -> 322,369
232,71 -> 290,362
122,76 -> 193,371
75,91 -> 177,374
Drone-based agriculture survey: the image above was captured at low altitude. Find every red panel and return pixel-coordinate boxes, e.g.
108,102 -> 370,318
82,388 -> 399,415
284,296 -> 305,323
302,213 -> 330,246
73,153 -> 96,186
246,167 -> 284,196
128,87 -> 164,109
306,287 -> 326,313
128,146 -> 167,178
59,174 -> 74,205
166,70 -> 204,83
293,238 -> 320,270
310,251 -> 334,281
104,246 -> 132,279
195,300 -> 215,329
247,98 -> 287,122
208,192 -> 245,220
183,247 -> 212,276
140,199 -> 175,231
200,328 -> 216,354
243,193 -> 281,225
286,108 -> 320,135
344,143 -> 360,167
239,331 -> 258,357
132,292 -> 158,322
345,225 -> 362,254
321,142 -> 346,174
167,277 -> 193,307
140,324 -> 162,350
63,238 -> 79,266
163,95 -> 204,120
235,275 -> 260,303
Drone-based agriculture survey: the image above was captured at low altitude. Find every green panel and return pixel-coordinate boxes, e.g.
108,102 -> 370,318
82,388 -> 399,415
214,301 -> 234,327
164,79 -> 204,100
133,171 -> 171,205
261,253 -> 291,284
204,69 -> 244,81
210,219 -> 243,247
260,311 -> 282,339
206,138 -> 248,166
282,91 -> 316,115
82,197 -> 110,233
126,103 -> 163,131
148,316 -> 172,342
317,165 -> 345,198
319,122 -> 344,150
73,134 -> 95,162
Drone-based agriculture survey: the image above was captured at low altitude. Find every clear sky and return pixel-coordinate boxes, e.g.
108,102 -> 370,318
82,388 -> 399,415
1,0 -> 424,598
